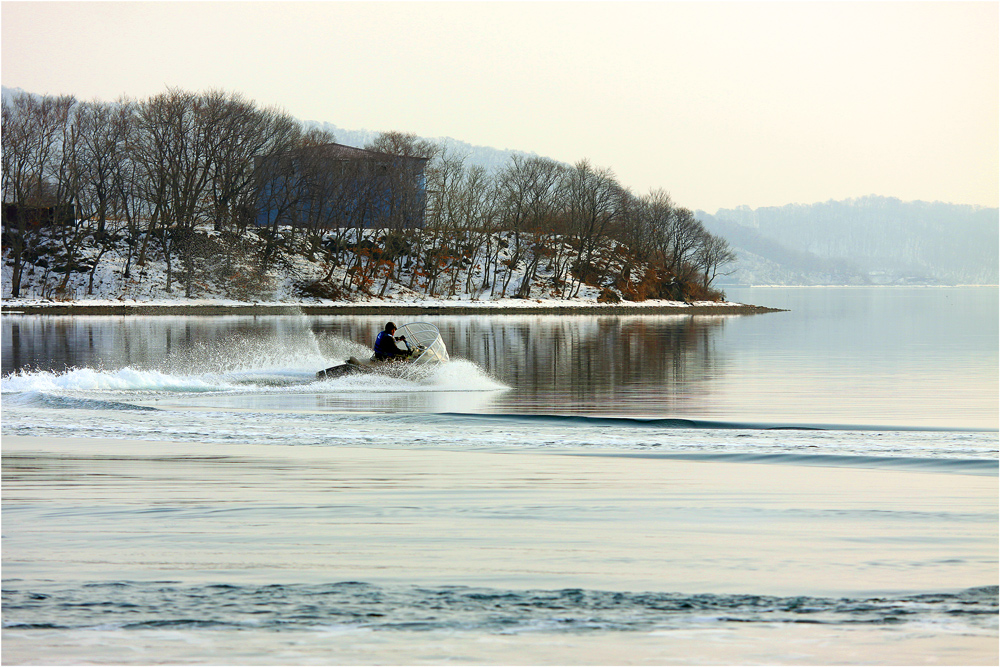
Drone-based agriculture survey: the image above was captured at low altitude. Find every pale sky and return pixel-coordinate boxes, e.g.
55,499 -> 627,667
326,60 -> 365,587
2,1 -> 997,212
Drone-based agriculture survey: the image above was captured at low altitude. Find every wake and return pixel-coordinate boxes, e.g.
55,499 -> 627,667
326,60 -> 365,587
1,358 -> 507,398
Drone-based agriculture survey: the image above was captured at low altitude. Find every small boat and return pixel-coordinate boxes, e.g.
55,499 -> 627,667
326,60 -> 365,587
316,322 -> 450,380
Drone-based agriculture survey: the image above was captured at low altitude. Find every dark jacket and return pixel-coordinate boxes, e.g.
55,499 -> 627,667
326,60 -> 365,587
373,331 -> 408,361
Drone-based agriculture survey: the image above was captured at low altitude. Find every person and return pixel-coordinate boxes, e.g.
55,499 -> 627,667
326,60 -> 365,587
372,322 -> 410,361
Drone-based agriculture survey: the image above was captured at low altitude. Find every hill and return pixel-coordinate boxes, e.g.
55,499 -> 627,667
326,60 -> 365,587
699,196 -> 999,285
5,87 -> 995,287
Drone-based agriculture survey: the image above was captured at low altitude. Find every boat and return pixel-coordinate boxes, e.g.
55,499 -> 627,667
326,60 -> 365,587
316,322 -> 450,380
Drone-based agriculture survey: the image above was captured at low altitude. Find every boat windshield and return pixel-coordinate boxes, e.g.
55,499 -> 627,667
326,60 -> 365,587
396,322 -> 450,365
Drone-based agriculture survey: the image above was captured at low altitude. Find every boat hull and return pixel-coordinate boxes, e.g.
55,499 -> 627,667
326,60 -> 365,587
316,322 -> 449,380
316,361 -> 366,379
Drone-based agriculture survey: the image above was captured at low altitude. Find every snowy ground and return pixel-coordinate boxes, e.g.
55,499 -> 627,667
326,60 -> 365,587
2,228 -> 745,311
0,290 -> 741,312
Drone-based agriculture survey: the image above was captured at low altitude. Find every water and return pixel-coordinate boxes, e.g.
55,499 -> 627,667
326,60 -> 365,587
6,581 -> 997,635
2,287 -> 997,664
3,287 -> 996,429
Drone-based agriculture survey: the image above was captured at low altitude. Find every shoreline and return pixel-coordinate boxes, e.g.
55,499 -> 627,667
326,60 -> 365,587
0,300 -> 785,316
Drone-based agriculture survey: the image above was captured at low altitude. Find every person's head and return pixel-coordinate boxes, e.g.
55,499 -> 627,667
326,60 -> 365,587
384,322 -> 396,333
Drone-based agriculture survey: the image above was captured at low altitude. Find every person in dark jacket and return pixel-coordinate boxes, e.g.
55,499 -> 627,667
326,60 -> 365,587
373,322 -> 410,361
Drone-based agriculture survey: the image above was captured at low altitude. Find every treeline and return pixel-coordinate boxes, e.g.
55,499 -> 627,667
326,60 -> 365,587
1,88 -> 735,302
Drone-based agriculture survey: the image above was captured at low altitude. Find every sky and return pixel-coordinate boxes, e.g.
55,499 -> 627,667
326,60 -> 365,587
2,1 -> 997,212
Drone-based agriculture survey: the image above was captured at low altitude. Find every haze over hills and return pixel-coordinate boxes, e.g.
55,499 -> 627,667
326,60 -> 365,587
699,198 -> 999,286
4,86 -> 997,286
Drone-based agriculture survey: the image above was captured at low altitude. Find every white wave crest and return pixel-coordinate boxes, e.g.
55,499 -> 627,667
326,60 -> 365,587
2,367 -> 235,394
313,359 -> 508,393
422,359 -> 509,392
2,358 -> 507,398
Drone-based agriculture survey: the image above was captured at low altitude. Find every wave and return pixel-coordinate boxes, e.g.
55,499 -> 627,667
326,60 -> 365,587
566,451 -> 999,476
3,581 -> 996,634
316,359 -> 508,393
2,391 -> 160,412
2,367 -> 237,394
1,359 -> 508,398
442,412 -> 997,433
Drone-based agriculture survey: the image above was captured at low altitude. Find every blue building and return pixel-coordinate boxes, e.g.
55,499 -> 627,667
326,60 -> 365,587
255,143 -> 428,231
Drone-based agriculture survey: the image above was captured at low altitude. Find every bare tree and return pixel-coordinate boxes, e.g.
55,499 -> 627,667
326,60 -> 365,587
69,100 -> 135,294
366,130 -> 437,233
1,94 -> 39,298
516,158 -> 565,298
1,92 -> 76,297
450,164 -> 499,297
663,207 -> 705,280
421,146 -> 467,296
133,89 -> 218,295
75,100 -> 129,236
615,191 -> 659,266
491,155 -> 567,297
695,233 -> 737,288
460,166 -> 502,297
562,159 -> 621,297
112,99 -> 152,290
365,131 -> 438,162
202,90 -> 300,236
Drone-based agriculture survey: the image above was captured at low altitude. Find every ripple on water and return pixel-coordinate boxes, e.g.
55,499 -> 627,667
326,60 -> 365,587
2,582 -> 997,634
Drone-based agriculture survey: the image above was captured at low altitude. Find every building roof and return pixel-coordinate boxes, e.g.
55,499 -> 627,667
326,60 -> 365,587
303,142 -> 430,163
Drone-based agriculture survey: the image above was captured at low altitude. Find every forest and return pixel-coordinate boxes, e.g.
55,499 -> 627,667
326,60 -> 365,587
2,88 -> 735,303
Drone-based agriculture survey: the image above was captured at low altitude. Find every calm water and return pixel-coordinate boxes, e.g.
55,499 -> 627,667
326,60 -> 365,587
3,286 -> 997,428
2,287 -> 997,664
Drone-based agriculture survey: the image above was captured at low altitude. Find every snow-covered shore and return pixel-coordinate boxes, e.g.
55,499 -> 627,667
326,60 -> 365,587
3,226 -> 780,315
0,296 -> 781,316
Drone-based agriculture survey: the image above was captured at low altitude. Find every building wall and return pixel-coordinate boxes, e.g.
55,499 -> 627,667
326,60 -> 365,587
255,146 -> 427,231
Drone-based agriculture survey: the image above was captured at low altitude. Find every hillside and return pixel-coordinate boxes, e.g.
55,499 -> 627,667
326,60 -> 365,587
2,224 -> 736,311
5,86 -> 995,288
2,86 -> 740,310
294,129 -> 1000,287
700,197 -> 999,285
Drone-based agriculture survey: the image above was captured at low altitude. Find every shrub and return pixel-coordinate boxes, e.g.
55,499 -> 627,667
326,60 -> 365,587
597,287 -> 621,303
296,279 -> 344,301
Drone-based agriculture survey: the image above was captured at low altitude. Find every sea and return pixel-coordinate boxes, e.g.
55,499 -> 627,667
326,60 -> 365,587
2,286 -> 997,664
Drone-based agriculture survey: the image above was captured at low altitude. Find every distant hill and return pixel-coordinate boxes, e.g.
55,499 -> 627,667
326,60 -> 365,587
699,197 -> 999,285
303,120 -> 547,173
1,85 -> 26,102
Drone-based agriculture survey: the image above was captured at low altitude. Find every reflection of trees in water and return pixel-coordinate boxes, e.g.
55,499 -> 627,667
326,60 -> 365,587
2,316 -> 325,374
3,316 -> 121,374
453,316 -> 724,389
433,315 -> 727,412
4,315 -> 727,415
